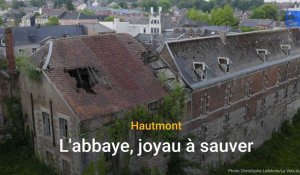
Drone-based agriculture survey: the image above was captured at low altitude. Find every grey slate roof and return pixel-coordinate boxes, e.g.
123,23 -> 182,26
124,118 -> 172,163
42,8 -> 66,17
83,23 -> 115,33
0,25 -> 86,46
60,11 -> 96,20
239,19 -> 274,27
176,16 -> 208,27
163,29 -> 300,88
126,16 -> 149,24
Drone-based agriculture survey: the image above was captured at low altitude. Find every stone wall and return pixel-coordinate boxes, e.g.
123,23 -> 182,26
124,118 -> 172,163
19,73 -> 82,175
185,58 -> 300,167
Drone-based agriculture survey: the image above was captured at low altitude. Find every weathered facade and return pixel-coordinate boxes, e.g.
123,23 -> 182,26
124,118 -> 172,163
15,28 -> 300,175
159,28 -> 300,168
20,33 -> 166,175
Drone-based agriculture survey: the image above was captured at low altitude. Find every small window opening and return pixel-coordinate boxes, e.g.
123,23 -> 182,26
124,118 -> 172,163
280,44 -> 291,55
256,49 -> 269,62
218,57 -> 232,73
225,113 -> 230,122
193,62 -> 208,80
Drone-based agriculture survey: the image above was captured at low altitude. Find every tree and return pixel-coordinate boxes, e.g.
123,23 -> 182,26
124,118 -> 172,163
119,2 -> 128,9
12,0 -> 25,9
111,4 -> 121,9
54,0 -> 74,10
0,0 -> 8,10
131,2 -> 138,8
210,5 -> 238,26
0,16 -> 3,26
66,0 -> 75,11
158,0 -> 171,12
45,16 -> 59,26
251,4 -> 278,20
104,16 -> 114,21
186,8 -> 210,23
140,0 -> 158,12
81,9 -> 95,15
30,0 -> 46,7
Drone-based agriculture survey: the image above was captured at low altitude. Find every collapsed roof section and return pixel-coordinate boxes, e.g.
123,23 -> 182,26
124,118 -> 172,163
33,33 -> 166,120
162,29 -> 300,89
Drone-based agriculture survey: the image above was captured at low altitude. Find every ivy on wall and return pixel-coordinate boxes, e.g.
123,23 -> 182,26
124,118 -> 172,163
16,56 -> 41,81
109,83 -> 185,142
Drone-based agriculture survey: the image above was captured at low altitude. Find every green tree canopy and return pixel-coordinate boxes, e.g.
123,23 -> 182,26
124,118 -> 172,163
140,0 -> 158,12
0,17 -> 3,26
210,5 -> 238,26
104,16 -> 114,21
119,1 -> 128,9
30,0 -> 46,7
186,8 -> 210,23
12,0 -> 25,9
45,16 -> 59,26
111,4 -> 121,9
0,0 -> 8,10
81,9 -> 95,15
178,0 -> 263,12
251,4 -> 278,20
158,0 -> 171,12
54,0 -> 74,10
186,5 -> 239,26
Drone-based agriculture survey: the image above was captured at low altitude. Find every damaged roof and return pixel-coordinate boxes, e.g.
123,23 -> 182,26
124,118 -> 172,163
34,34 -> 166,120
162,29 -> 300,89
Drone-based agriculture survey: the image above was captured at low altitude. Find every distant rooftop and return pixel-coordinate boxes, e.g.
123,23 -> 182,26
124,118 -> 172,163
239,19 -> 274,27
60,11 -> 96,20
0,25 -> 86,46
126,16 -> 149,24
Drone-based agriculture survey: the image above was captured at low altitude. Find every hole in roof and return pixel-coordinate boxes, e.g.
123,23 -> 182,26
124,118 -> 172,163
66,67 -> 110,94
127,41 -> 133,44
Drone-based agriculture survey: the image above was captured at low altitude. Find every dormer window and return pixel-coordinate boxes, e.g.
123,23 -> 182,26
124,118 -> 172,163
280,44 -> 291,55
193,62 -> 208,80
218,57 -> 232,73
256,49 -> 269,62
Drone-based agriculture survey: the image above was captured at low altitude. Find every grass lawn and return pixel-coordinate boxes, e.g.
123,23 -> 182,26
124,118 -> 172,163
211,111 -> 300,175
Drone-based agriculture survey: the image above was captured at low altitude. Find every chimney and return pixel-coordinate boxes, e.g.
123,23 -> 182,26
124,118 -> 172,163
5,28 -> 16,76
150,7 -> 154,15
159,7 -> 162,15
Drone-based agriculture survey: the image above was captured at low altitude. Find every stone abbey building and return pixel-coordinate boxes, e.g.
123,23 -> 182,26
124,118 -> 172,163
2,27 -> 300,174
160,28 -> 300,166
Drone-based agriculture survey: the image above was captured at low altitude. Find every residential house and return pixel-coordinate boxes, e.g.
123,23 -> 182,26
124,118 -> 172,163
100,7 -> 172,37
82,23 -> 115,35
59,11 -> 98,25
19,33 -> 166,174
0,25 -> 86,57
239,19 -> 284,30
21,8 -> 66,27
